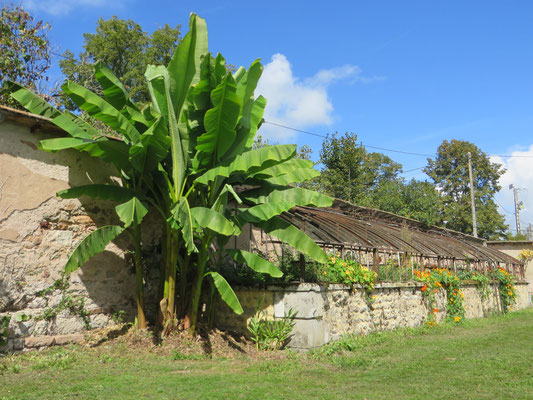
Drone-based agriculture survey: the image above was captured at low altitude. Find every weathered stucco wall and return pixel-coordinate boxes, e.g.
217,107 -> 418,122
0,121 -> 145,352
215,281 -> 530,350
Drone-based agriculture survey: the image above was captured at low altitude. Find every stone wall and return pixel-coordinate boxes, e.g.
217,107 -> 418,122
0,120 -> 161,353
215,281 -> 530,350
487,241 -> 533,298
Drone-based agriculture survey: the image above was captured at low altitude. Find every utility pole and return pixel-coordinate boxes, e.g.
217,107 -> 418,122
509,184 -> 523,235
467,152 -> 478,237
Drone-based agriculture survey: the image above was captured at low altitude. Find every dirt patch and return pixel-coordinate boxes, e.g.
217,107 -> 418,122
83,323 -> 289,361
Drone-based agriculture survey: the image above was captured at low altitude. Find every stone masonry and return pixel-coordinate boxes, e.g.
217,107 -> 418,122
215,281 -> 530,350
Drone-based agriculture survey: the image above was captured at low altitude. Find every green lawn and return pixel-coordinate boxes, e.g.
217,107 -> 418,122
2,308 -> 533,400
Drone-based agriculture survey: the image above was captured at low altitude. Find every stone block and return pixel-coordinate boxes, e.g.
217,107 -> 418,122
25,336 -> 54,348
54,334 -> 84,345
274,289 -> 325,319
46,230 -> 73,246
288,318 -> 326,349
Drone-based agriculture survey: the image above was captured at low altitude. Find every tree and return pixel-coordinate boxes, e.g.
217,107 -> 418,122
11,14 -> 331,336
399,179 -> 442,226
0,3 -> 51,107
424,139 -> 508,239
58,16 -> 181,109
318,132 -> 403,205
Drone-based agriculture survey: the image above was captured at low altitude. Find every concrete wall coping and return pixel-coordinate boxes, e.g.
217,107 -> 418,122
259,280 -> 530,293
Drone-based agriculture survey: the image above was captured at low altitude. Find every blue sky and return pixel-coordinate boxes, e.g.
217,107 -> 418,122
15,0 -> 533,231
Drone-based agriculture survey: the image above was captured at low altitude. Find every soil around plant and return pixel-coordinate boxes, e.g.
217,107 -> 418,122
83,322 -> 289,361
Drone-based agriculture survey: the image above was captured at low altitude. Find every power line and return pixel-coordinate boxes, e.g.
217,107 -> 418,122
494,197 -> 514,215
402,166 -> 425,173
263,120 -> 434,157
263,121 -> 327,139
264,120 -> 533,159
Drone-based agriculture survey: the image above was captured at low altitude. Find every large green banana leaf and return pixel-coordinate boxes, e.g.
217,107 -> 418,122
115,197 -> 149,228
145,65 -> 186,196
221,60 -> 264,162
252,158 -> 314,178
62,81 -> 140,144
167,13 -> 207,118
264,168 -> 320,185
242,186 -> 333,208
225,249 -> 282,277
236,201 -> 295,224
10,85 -> 61,119
190,207 -> 240,236
93,61 -> 133,111
195,144 -> 297,185
170,197 -> 198,254
57,184 -> 139,202
211,184 -> 242,214
10,86 -> 97,140
94,62 -> 149,129
205,272 -> 243,314
196,74 -> 241,160
64,225 -> 124,274
129,117 -> 171,173
51,112 -> 99,139
39,137 -> 131,172
254,216 -> 328,263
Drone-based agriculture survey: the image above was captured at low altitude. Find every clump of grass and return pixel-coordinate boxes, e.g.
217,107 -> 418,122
171,351 -> 208,361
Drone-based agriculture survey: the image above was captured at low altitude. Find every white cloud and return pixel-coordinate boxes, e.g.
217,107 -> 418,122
22,0 -> 121,16
256,53 -> 375,141
492,145 -> 533,235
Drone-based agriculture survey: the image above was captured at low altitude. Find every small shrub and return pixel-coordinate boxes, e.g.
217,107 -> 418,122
247,304 -> 297,351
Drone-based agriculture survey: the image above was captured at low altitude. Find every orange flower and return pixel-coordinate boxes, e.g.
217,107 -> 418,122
433,308 -> 439,313
421,284 -> 427,292
454,316 -> 461,323
433,289 -> 438,293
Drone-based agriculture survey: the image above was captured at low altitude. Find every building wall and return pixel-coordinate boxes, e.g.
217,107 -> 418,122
215,281 -> 530,350
0,121 -> 147,352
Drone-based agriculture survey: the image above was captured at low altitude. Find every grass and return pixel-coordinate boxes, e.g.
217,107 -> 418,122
1,308 -> 533,399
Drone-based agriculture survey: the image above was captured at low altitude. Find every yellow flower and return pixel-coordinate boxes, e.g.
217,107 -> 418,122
454,316 -> 461,323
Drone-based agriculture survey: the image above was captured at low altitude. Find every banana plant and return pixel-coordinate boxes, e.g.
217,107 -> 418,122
12,13 -> 334,335
151,14 -> 333,333
9,61 -> 168,329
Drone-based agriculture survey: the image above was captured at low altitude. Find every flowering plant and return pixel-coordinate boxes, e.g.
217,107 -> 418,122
414,268 -> 465,325
321,256 -> 376,298
494,267 -> 516,312
518,249 -> 533,263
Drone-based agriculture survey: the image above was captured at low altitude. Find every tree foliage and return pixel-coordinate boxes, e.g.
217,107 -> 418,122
318,132 -> 402,204
0,3 -> 51,107
424,139 -> 508,239
58,16 -> 181,109
315,132 -> 443,226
